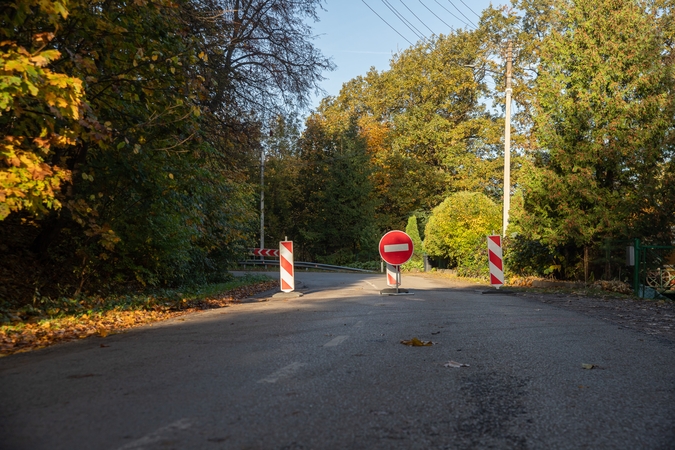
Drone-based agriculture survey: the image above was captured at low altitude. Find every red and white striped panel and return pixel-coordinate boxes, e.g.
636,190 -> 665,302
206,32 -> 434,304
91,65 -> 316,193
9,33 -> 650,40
279,241 -> 294,292
487,235 -> 504,286
386,264 -> 400,287
251,248 -> 279,257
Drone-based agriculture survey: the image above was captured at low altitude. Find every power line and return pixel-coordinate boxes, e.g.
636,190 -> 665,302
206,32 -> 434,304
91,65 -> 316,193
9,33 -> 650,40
381,0 -> 427,41
433,0 -> 474,29
418,0 -> 453,31
458,0 -> 481,19
399,0 -> 437,38
446,0 -> 478,28
361,0 -> 414,46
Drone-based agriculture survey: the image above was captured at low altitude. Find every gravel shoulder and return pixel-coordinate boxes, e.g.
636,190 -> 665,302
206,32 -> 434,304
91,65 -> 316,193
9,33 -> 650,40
516,290 -> 675,344
411,271 -> 675,344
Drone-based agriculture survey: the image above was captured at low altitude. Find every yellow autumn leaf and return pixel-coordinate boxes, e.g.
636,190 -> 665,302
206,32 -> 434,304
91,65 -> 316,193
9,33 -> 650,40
30,55 -> 49,67
400,337 -> 433,346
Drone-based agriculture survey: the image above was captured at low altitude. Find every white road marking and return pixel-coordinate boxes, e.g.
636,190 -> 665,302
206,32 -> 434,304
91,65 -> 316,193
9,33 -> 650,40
258,362 -> 306,384
353,321 -> 364,328
364,280 -> 378,289
324,335 -> 349,347
117,418 -> 193,450
384,243 -> 409,252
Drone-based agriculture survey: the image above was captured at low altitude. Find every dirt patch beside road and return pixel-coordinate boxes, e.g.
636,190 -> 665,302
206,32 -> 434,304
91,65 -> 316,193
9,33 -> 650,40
412,271 -> 675,343
516,290 -> 675,343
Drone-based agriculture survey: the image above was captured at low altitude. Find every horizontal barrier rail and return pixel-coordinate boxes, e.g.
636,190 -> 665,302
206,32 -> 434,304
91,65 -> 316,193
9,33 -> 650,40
238,259 -> 375,273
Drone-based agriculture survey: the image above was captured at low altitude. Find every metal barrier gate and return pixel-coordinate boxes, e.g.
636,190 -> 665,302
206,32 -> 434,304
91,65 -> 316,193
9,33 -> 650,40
631,239 -> 675,297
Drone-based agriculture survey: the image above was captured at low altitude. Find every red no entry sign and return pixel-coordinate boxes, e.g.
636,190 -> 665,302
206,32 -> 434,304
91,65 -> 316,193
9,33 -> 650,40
379,230 -> 414,266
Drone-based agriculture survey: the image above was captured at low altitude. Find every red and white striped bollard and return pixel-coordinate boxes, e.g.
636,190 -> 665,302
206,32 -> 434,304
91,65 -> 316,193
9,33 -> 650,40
279,241 -> 294,292
487,235 -> 504,288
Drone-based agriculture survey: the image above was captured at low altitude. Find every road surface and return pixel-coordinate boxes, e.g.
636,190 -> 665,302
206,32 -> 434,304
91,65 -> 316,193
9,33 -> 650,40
1,272 -> 674,449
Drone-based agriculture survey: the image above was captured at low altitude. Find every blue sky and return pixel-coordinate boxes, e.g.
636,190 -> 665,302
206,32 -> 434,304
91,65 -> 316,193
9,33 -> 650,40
309,0 -> 507,109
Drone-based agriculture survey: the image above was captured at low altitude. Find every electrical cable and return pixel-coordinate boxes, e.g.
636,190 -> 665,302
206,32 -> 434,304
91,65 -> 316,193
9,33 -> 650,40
432,0 -> 474,29
398,0 -> 437,38
381,0 -> 427,41
446,0 -> 478,28
458,0 -> 481,19
418,0 -> 453,31
361,0 -> 415,46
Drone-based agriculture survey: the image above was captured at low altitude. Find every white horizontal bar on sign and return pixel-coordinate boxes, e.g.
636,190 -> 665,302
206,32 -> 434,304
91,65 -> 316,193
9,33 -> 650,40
384,244 -> 409,253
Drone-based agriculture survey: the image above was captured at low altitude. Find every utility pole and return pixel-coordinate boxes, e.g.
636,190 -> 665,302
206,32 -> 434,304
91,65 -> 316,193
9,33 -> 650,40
503,40 -> 513,237
260,146 -> 265,259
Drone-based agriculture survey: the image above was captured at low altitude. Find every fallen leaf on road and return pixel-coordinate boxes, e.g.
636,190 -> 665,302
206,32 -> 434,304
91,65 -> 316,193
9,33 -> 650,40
400,337 -> 433,346
444,360 -> 469,368
581,363 -> 596,370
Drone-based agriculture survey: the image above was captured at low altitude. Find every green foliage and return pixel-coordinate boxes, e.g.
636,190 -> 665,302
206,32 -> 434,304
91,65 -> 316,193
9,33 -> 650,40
525,0 -> 675,248
0,0 -> 332,302
0,0 -> 82,219
401,215 -> 424,271
484,0 -> 675,279
314,29 -> 504,231
344,260 -> 380,271
424,192 -> 501,277
293,115 -> 379,262
405,215 -> 424,256
262,114 -> 303,245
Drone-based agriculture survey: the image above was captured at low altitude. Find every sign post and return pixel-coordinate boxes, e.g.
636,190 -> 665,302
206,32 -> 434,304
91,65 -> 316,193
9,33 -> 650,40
379,231 -> 414,295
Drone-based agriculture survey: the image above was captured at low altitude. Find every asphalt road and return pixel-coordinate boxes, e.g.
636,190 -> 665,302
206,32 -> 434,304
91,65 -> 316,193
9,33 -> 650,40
1,272 -> 674,449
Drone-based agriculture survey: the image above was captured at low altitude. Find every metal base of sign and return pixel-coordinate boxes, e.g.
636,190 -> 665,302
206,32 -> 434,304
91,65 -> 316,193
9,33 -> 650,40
379,288 -> 414,296
380,264 -> 414,295
272,291 -> 304,298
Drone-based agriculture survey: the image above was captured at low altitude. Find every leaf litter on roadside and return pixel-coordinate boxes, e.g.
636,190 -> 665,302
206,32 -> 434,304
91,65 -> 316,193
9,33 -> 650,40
0,279 -> 277,356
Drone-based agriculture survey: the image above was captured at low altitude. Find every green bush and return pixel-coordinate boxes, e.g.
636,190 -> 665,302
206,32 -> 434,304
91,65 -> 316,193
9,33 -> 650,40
424,192 -> 500,278
345,261 -> 380,271
504,234 -> 558,278
401,215 -> 425,271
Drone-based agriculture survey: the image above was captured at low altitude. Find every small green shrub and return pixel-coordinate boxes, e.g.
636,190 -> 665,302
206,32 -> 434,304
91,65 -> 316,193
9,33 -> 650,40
424,192 -> 501,278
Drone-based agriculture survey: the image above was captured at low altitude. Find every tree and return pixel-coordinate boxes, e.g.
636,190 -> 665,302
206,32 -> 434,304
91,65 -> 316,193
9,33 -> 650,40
312,30 -> 503,231
514,0 -> 675,276
0,0 -> 83,220
262,114 -> 303,245
189,0 -> 334,116
424,192 -> 501,277
401,215 -> 424,271
0,0 -> 334,302
294,114 -> 379,263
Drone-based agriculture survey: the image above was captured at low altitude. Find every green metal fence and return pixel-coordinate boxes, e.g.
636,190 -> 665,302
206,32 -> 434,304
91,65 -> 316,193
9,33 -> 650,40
632,239 -> 675,298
